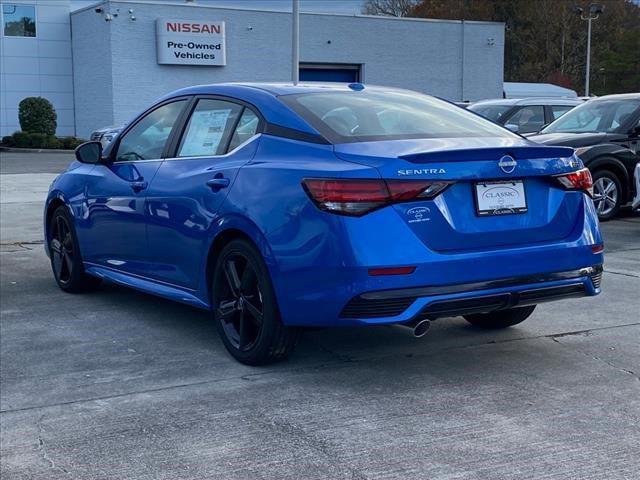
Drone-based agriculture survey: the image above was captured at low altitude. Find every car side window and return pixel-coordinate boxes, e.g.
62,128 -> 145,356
178,99 -> 242,157
508,106 -> 545,133
610,102 -> 638,131
227,108 -> 260,152
116,100 -> 186,162
551,105 -> 573,120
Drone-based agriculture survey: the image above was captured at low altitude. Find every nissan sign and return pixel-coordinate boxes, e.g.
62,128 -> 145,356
156,19 -> 226,66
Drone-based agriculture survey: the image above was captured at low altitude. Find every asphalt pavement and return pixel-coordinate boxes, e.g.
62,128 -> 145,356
1,151 -> 639,479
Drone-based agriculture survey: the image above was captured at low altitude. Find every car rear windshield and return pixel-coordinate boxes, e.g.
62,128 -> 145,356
280,90 -> 517,143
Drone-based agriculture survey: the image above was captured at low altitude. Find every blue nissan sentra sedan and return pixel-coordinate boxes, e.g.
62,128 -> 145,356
45,83 -> 603,365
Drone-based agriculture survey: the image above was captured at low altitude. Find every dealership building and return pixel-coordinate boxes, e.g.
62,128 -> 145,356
0,0 -> 505,138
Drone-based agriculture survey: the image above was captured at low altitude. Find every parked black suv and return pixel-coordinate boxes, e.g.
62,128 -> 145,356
530,93 -> 640,220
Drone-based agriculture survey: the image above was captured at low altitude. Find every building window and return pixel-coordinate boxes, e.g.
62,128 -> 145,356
2,4 -> 36,37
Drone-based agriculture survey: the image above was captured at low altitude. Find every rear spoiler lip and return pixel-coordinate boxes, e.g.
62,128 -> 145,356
399,146 -> 575,163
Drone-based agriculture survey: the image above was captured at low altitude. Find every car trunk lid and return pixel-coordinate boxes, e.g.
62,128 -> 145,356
334,137 -> 584,252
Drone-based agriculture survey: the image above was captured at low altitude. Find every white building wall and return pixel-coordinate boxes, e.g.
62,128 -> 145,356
0,0 -> 75,136
70,4 -> 113,140
72,1 -> 504,138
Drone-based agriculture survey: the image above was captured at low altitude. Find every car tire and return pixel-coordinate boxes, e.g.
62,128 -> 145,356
592,169 -> 622,221
48,206 -> 102,293
212,239 -> 298,365
463,305 -> 536,329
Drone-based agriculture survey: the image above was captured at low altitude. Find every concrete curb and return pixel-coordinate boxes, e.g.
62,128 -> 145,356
0,147 -> 75,154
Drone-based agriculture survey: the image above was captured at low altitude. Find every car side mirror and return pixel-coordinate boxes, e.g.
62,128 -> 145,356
75,141 -> 104,164
505,123 -> 519,133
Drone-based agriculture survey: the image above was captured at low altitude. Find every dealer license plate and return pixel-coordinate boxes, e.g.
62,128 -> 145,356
475,180 -> 527,216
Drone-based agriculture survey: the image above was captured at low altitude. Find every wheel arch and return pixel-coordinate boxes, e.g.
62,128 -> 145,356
202,216 -> 277,302
44,193 -> 73,247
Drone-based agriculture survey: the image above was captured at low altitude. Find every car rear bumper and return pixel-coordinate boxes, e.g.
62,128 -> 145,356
279,264 -> 601,327
340,265 -> 602,323
270,195 -> 603,327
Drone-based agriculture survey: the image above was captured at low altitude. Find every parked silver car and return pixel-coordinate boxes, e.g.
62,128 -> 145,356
89,124 -> 124,148
469,97 -> 583,134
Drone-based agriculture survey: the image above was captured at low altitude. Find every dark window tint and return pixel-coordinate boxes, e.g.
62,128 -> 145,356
228,109 -> 260,151
178,99 -> 242,157
2,4 -> 36,37
281,90 -> 516,143
505,106 -> 545,133
116,101 -> 186,162
551,105 -> 574,120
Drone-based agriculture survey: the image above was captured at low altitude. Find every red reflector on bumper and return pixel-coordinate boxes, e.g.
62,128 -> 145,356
591,244 -> 604,254
368,266 -> 416,276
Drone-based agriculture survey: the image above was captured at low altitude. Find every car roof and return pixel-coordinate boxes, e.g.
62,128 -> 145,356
157,82 -> 425,135
168,82 -> 410,97
471,97 -> 583,107
589,93 -> 640,101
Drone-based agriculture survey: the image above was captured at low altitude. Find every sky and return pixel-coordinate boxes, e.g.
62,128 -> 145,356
71,0 -> 364,14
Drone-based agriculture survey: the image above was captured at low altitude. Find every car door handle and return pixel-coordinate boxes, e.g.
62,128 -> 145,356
206,177 -> 230,191
130,180 -> 148,192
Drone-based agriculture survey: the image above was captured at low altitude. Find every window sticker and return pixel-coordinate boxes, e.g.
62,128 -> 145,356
180,109 -> 232,157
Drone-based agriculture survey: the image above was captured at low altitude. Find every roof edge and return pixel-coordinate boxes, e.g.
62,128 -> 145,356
71,0 -> 504,26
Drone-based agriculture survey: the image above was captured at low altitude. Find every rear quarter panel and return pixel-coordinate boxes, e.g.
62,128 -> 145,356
216,134 -> 379,324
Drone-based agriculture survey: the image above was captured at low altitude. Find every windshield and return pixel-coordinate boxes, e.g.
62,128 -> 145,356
468,104 -> 512,122
280,90 -> 518,143
541,98 -> 640,134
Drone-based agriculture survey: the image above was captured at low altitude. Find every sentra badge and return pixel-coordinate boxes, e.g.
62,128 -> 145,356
397,168 -> 446,176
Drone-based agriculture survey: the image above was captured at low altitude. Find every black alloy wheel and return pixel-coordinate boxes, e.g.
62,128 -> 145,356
50,213 -> 75,286
217,252 -> 264,352
212,239 -> 298,365
48,206 -> 101,293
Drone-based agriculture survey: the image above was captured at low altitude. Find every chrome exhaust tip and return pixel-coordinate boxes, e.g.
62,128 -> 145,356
401,318 -> 432,338
412,319 -> 431,338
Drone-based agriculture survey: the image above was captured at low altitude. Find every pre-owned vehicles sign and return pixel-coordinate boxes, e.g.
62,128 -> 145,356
156,19 -> 226,66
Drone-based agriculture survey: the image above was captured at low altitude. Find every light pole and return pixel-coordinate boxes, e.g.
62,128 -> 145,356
292,0 -> 300,85
576,4 -> 604,97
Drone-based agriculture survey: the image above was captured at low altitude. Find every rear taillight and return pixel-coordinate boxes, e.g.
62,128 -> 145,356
302,178 -> 452,216
553,167 -> 593,197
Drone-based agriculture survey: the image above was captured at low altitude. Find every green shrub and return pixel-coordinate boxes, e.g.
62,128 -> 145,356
18,97 -> 57,135
47,136 -> 61,149
59,136 -> 85,149
0,132 -> 86,149
11,131 -> 31,147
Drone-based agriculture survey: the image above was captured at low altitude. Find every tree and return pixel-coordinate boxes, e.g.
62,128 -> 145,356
19,97 -> 57,136
362,0 -> 420,17
365,0 -> 640,95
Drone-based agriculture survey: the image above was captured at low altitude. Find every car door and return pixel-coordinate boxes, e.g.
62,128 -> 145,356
80,99 -> 189,277
144,97 -> 262,288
